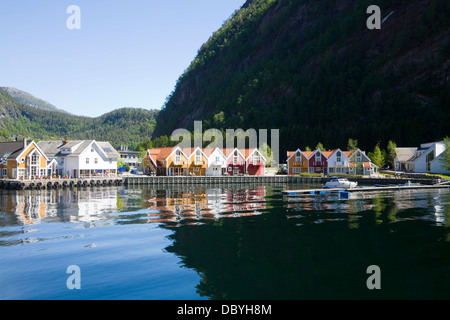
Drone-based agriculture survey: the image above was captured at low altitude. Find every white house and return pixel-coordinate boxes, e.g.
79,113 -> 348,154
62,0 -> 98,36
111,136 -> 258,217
37,139 -> 120,178
406,141 -> 446,173
327,149 -> 351,175
204,147 -> 227,176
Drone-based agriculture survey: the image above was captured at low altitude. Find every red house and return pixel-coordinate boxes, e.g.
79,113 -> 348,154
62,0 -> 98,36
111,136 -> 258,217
308,149 -> 332,174
224,148 -> 246,175
244,148 -> 266,176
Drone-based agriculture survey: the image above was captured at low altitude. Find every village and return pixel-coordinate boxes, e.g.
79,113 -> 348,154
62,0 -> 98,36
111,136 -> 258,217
0,137 -> 448,184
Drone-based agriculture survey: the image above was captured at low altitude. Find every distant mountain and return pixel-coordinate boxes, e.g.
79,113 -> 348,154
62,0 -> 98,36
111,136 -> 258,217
154,0 -> 450,157
0,87 -> 157,149
2,87 -> 69,114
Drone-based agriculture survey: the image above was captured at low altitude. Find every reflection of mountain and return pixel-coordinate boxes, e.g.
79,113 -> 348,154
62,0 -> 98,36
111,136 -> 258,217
164,188 -> 450,299
0,188 -> 120,225
143,186 -> 267,227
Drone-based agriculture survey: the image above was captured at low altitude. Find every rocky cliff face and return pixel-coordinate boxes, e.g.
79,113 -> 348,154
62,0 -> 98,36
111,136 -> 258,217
154,0 -> 450,155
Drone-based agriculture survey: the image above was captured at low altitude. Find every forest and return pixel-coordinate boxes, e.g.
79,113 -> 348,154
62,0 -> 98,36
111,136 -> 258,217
153,0 -> 450,161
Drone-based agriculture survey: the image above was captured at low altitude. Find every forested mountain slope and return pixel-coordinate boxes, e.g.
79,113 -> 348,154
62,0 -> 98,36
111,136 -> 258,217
154,0 -> 450,156
0,87 -> 157,149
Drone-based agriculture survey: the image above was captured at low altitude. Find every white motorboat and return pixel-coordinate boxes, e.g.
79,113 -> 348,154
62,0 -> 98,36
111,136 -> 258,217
324,177 -> 358,189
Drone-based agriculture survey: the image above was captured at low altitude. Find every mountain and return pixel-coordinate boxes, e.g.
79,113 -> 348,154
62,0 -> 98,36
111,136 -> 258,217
2,87 -> 69,114
153,0 -> 450,159
0,87 -> 157,149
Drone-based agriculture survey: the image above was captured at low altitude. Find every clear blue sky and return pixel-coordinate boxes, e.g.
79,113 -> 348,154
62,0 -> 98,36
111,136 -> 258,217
0,0 -> 247,117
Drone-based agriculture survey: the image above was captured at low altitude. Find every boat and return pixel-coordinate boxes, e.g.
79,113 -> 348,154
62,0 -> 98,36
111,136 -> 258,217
324,177 -> 358,189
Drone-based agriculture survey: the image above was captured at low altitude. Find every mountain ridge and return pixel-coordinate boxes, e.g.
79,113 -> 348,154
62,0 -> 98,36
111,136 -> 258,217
0,87 -> 157,149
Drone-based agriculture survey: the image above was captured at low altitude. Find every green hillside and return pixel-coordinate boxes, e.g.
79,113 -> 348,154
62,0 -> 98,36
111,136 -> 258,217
153,0 -> 450,158
0,87 -> 157,149
2,87 -> 68,113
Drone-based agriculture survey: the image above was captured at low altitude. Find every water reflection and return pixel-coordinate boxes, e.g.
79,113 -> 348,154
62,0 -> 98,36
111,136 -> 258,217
142,186 -> 267,227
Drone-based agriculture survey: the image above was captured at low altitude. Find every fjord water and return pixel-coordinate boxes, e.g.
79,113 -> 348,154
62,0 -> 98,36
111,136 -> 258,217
0,184 -> 449,300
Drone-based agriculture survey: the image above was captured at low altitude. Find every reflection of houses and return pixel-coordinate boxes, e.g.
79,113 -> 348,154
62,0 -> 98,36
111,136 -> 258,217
0,139 -> 50,179
37,139 -> 120,178
0,189 -> 119,225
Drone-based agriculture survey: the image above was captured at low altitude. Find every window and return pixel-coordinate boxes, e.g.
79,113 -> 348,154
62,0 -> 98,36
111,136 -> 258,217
31,153 -> 38,165
336,151 -> 341,162
2,168 -> 7,176
195,151 -> 201,163
293,168 -> 300,174
86,158 -> 90,164
295,152 -> 302,163
95,158 -> 98,164
215,156 -> 220,163
91,148 -> 94,153
356,152 -> 361,162
175,151 -> 181,163
233,151 -> 238,165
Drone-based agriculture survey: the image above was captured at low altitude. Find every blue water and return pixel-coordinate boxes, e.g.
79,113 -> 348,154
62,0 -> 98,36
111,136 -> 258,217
0,185 -> 449,300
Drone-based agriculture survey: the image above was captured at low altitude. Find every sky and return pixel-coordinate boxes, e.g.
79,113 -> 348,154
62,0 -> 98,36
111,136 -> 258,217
0,0 -> 247,117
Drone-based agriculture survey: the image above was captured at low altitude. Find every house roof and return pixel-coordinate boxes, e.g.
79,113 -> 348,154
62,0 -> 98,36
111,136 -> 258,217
37,140 -> 120,159
0,141 -> 27,159
395,147 -> 416,162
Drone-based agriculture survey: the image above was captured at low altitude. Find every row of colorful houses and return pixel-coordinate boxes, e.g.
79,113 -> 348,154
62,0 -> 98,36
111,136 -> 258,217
143,146 -> 266,176
286,148 -> 379,176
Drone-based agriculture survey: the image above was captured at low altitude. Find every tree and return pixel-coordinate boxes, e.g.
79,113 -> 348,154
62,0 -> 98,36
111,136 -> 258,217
347,138 -> 358,151
368,145 -> 385,168
440,136 -> 450,173
315,142 -> 325,151
386,140 -> 397,169
259,143 -> 274,167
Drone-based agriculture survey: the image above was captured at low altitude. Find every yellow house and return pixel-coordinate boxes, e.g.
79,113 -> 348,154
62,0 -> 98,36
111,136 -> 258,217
286,149 -> 311,174
144,147 -> 189,176
0,140 -> 49,180
183,147 -> 208,176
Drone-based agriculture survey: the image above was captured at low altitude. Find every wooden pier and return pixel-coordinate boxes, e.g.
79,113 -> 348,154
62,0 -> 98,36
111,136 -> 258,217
0,177 -> 123,190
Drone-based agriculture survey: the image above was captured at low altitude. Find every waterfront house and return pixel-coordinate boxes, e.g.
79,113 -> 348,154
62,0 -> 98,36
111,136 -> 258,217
0,139 -> 50,180
308,149 -> 330,174
348,148 -> 378,175
182,147 -> 208,176
286,149 -> 312,174
224,148 -> 246,175
394,147 -> 417,171
406,141 -> 447,174
144,147 -> 189,176
327,149 -> 352,175
37,139 -> 120,178
244,148 -> 266,175
204,147 -> 227,176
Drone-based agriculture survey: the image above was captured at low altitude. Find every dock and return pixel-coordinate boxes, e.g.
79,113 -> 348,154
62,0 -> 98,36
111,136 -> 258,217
282,183 -> 450,196
0,177 -> 123,190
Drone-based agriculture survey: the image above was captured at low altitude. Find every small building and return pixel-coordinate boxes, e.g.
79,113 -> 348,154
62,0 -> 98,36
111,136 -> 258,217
182,147 -> 208,176
224,148 -> 246,176
0,139 -> 50,179
118,145 -> 141,171
144,147 -> 189,176
244,148 -> 266,176
394,147 -> 416,171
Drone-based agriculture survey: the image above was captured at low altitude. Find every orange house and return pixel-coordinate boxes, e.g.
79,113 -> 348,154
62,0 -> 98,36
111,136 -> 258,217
182,147 -> 208,176
144,147 -> 189,176
0,140 -> 49,180
286,149 -> 312,174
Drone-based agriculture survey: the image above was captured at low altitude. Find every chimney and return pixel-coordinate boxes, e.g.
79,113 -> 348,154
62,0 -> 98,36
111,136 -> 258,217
63,136 -> 69,144
23,138 -> 27,149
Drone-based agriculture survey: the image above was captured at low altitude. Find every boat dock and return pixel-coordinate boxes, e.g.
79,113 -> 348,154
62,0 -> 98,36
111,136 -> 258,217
282,183 -> 450,196
0,177 -> 123,190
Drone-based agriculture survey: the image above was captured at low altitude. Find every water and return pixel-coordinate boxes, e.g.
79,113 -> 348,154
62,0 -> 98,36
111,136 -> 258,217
0,184 -> 449,300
